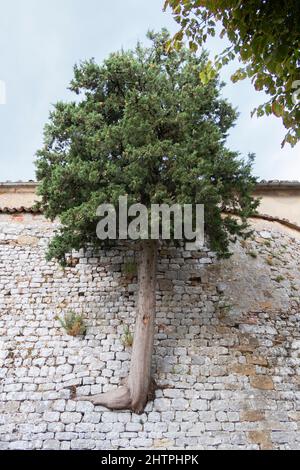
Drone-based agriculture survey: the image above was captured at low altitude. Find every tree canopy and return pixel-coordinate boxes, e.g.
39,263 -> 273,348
36,30 -> 258,263
164,0 -> 300,147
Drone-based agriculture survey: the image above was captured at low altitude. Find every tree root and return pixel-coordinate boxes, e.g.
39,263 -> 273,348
78,385 -> 131,410
75,378 -> 169,414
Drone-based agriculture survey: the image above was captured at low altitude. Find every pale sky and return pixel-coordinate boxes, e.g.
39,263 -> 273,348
0,0 -> 299,182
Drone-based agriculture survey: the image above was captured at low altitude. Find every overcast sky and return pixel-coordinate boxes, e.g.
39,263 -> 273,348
0,0 -> 299,182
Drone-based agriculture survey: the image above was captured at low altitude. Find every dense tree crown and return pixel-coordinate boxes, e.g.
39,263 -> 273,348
164,0 -> 300,147
36,31 -> 258,263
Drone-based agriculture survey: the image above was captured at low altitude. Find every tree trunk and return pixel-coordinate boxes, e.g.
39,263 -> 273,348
78,239 -> 158,414
127,239 -> 158,413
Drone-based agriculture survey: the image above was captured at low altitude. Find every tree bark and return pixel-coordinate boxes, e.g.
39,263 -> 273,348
78,239 -> 158,414
127,239 -> 158,413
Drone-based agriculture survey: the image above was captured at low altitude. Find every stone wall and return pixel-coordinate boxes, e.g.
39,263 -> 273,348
0,213 -> 299,450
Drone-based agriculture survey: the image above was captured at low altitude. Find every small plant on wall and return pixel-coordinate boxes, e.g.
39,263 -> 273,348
58,311 -> 87,337
122,261 -> 137,281
122,325 -> 134,348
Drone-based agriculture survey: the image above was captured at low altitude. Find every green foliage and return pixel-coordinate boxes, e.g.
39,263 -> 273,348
36,30 -> 258,263
122,325 -> 134,348
164,1 -> 300,147
58,311 -> 86,337
123,261 -> 138,277
247,250 -> 257,259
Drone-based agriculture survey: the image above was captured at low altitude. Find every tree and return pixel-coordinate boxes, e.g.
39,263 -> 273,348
35,30 -> 258,414
164,0 -> 300,147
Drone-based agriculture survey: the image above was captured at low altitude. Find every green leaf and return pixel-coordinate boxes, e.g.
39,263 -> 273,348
240,47 -> 252,61
189,41 -> 198,52
272,101 -> 284,117
165,39 -> 172,53
199,70 -> 208,85
251,35 -> 267,56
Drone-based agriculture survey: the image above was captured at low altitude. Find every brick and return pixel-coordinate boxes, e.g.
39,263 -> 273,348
248,431 -> 273,450
241,410 -> 265,422
250,376 -> 274,390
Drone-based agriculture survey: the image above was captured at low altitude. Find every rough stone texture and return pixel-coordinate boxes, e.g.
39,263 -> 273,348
0,214 -> 300,450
